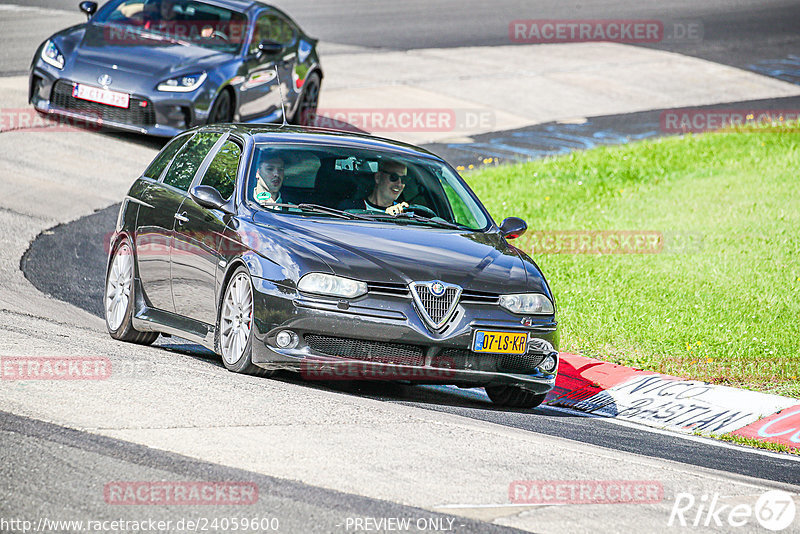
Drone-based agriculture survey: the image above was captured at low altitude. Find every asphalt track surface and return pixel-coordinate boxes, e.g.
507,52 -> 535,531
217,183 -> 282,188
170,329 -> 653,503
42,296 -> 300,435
21,204 -> 800,486
3,0 -> 800,70
0,411 -> 522,533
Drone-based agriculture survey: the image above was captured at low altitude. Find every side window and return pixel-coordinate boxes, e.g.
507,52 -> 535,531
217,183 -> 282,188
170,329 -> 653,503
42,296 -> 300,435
201,140 -> 241,200
249,13 -> 294,53
142,135 -> 190,180
163,132 -> 222,191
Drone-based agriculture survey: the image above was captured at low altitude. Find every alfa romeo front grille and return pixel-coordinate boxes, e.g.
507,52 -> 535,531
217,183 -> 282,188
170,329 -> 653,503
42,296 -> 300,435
409,281 -> 461,329
415,285 -> 458,323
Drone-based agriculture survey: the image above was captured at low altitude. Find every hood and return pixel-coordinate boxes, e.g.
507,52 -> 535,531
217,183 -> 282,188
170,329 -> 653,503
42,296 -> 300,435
69,23 -> 230,79
253,215 -> 547,294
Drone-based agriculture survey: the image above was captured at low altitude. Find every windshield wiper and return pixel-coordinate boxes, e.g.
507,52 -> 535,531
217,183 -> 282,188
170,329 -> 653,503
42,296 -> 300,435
395,212 -> 464,230
296,203 -> 379,221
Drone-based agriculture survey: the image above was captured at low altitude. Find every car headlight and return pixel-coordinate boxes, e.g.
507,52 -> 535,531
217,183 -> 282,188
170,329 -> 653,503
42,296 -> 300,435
499,293 -> 554,315
298,273 -> 367,299
157,72 -> 207,92
41,40 -> 65,70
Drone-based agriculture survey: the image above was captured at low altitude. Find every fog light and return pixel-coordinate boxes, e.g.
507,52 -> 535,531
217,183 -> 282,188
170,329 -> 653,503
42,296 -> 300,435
275,330 -> 298,349
540,355 -> 557,373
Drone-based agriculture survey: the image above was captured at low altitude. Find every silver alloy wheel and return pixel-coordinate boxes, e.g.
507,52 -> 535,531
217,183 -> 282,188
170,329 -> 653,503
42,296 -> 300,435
220,272 -> 253,365
105,242 -> 133,331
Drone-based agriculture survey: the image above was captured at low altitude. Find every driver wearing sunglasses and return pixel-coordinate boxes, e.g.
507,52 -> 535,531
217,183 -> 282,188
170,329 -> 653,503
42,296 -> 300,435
363,160 -> 409,214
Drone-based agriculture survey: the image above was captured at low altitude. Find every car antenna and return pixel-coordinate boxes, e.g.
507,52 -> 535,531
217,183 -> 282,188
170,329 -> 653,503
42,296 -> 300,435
274,64 -> 288,127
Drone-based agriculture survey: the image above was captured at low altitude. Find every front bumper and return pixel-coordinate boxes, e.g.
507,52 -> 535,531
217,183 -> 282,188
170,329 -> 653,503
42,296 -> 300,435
249,277 -> 559,393
29,64 -> 209,137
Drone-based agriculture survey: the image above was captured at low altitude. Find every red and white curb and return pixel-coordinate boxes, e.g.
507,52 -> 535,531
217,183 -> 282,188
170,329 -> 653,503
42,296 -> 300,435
545,353 -> 800,451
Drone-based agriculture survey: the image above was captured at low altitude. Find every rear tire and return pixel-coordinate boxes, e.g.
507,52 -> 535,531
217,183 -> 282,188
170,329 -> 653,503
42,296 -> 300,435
104,239 -> 159,345
485,385 -> 547,409
215,267 -> 272,377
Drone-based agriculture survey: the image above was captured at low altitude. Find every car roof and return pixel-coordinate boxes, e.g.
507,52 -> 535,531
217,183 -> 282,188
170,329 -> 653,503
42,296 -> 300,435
215,124 -> 445,161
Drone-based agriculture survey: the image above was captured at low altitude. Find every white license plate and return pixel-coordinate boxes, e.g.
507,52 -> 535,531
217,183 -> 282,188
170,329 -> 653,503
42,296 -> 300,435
72,83 -> 130,109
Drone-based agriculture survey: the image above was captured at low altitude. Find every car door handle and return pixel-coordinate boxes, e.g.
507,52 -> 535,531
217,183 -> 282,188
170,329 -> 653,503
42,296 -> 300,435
174,212 -> 189,224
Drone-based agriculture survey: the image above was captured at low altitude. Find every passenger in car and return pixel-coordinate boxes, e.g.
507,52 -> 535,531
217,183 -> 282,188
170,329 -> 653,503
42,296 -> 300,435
254,155 -> 285,207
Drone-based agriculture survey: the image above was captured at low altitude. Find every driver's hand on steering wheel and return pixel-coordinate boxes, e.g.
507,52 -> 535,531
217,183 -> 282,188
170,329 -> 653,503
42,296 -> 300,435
385,202 -> 409,216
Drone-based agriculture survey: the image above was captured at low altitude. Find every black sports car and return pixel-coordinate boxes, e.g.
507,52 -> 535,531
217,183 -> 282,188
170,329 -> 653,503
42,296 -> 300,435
104,124 -> 559,408
30,0 -> 321,136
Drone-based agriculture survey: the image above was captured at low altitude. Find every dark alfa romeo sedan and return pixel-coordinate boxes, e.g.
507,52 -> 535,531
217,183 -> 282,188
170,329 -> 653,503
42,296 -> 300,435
30,0 -> 321,136
105,124 -> 559,408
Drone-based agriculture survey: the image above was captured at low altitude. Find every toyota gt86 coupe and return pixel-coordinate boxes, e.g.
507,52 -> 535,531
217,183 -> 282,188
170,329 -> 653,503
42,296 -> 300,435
105,124 -> 559,408
30,0 -> 321,136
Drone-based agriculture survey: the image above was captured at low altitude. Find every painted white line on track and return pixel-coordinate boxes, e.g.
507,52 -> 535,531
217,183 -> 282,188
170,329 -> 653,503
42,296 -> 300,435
435,503 -> 565,509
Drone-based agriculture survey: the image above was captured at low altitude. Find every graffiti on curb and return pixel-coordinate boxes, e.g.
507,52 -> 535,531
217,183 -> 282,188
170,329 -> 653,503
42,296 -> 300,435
552,374 -> 798,435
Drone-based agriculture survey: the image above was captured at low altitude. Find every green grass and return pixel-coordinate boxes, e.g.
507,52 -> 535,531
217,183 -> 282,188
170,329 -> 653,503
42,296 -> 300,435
711,432 -> 799,455
464,122 -> 800,398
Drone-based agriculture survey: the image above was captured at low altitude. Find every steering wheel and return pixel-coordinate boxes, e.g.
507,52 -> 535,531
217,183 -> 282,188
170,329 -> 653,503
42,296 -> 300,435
405,204 -> 437,218
201,26 -> 229,41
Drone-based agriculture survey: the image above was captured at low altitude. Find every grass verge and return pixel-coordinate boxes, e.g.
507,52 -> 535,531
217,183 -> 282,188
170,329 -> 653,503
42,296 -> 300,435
464,122 -> 800,398
709,432 -> 799,455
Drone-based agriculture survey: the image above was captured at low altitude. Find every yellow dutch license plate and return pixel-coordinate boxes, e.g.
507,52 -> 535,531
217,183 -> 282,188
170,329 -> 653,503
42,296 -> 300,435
471,330 -> 528,354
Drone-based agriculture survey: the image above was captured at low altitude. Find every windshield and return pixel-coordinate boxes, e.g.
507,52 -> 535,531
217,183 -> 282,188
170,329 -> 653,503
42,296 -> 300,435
246,144 -> 491,231
93,0 -> 247,54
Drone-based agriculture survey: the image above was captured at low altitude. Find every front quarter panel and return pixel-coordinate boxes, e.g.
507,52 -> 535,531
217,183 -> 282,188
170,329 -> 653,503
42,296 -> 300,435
221,216 -> 332,285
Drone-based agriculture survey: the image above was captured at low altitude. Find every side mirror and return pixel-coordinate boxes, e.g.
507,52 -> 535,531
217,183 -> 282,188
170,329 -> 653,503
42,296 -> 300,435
79,1 -> 97,18
257,39 -> 284,58
190,185 -> 228,211
499,217 -> 527,239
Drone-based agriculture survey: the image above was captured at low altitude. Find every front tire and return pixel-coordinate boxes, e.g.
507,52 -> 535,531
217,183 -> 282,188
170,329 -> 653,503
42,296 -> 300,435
485,385 -> 547,409
215,267 -> 271,376
290,71 -> 320,126
104,239 -> 159,345
208,89 -> 233,124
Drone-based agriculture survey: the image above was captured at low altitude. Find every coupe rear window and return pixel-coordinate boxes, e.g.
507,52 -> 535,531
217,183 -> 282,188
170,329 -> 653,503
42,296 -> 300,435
247,144 -> 490,231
